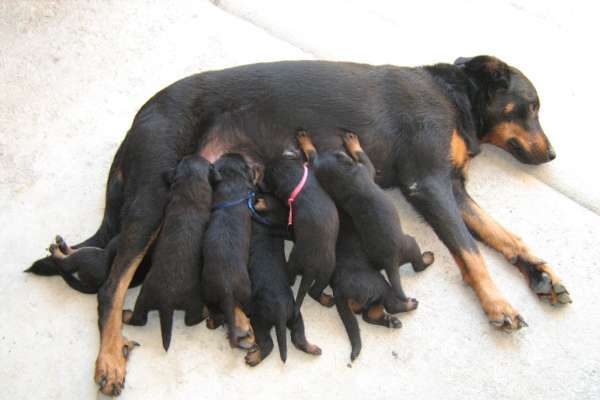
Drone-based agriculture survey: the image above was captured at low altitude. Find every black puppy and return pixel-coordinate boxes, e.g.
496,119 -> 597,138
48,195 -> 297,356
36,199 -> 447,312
122,154 -> 215,351
298,131 -> 434,308
333,212 -> 431,361
26,234 -> 150,294
263,148 -> 339,308
202,153 -> 260,350
245,193 -> 321,366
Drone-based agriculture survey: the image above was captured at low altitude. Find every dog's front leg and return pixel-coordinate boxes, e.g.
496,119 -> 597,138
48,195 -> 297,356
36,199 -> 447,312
407,177 -> 526,330
452,177 -> 571,305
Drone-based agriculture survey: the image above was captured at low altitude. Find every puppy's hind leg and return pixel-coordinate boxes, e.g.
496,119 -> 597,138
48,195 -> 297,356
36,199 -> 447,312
362,304 -> 402,329
402,235 -> 434,272
122,294 -> 149,326
288,307 -> 321,356
245,318 -> 273,367
184,295 -> 208,326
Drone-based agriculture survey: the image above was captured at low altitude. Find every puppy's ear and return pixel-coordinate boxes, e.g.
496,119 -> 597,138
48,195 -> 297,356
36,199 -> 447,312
455,55 -> 510,91
162,168 -> 176,186
209,164 -> 222,185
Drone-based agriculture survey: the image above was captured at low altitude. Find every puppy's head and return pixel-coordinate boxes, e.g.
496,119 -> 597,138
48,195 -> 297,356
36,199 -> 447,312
164,154 -> 214,186
455,55 -> 555,164
213,153 -> 262,186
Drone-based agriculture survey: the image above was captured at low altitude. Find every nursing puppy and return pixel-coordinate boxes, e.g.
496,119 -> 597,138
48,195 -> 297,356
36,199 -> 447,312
202,153 -> 260,349
333,212 -> 432,361
263,149 -> 339,308
123,154 -> 215,351
298,130 -> 433,307
245,193 -> 321,366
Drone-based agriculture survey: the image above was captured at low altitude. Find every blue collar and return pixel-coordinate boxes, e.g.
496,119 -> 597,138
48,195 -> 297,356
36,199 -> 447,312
211,192 -> 285,228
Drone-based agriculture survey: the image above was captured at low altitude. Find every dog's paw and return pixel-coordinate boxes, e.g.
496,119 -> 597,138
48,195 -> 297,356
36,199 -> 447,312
485,298 -> 527,331
527,264 -> 571,306
94,337 -> 139,397
244,348 -> 262,367
385,315 -> 402,329
317,293 -> 335,308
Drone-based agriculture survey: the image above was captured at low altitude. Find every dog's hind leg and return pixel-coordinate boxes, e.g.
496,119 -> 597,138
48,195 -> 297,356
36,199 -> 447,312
288,307 -> 321,356
400,234 -> 435,273
308,277 -> 335,308
362,304 -> 402,329
452,177 -> 570,305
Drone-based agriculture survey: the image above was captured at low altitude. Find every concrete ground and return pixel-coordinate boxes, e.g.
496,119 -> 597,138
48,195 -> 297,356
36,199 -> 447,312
1,1 -> 598,399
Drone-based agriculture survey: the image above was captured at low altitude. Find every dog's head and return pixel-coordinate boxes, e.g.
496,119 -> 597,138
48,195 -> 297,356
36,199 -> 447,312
164,154 -> 220,186
455,55 -> 555,164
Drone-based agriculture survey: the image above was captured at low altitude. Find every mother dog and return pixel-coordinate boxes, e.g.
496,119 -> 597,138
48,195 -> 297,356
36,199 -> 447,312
31,55 -> 569,395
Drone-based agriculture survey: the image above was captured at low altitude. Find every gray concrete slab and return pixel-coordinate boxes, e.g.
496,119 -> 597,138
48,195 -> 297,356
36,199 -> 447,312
1,1 -> 599,399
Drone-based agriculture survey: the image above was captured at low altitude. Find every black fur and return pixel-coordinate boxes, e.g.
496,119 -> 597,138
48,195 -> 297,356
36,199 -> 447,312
201,153 -> 257,349
27,56 -> 559,395
263,150 -> 339,308
245,193 -> 321,366
300,131 -> 433,304
123,154 -> 214,351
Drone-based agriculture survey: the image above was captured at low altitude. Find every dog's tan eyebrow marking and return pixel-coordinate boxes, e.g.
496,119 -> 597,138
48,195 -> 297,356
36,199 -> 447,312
504,102 -> 515,113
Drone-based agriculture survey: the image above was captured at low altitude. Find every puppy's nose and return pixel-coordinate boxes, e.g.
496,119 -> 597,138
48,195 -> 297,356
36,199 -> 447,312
548,145 -> 556,160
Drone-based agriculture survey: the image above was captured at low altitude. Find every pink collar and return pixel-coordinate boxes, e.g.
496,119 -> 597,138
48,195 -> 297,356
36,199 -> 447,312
287,163 -> 309,226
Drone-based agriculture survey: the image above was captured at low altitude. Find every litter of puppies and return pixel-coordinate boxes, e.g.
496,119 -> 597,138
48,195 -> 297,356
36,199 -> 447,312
28,129 -> 433,364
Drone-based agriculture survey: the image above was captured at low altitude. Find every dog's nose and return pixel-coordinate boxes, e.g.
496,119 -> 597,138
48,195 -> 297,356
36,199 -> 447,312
548,145 -> 556,160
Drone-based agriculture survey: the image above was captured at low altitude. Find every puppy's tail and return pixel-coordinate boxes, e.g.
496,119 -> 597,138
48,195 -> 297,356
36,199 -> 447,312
335,295 -> 361,362
24,256 -> 59,276
223,295 -> 237,348
159,308 -> 174,351
275,316 -> 288,363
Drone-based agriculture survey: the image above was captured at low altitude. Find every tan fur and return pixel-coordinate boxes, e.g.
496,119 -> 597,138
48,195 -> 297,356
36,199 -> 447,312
450,129 -> 469,170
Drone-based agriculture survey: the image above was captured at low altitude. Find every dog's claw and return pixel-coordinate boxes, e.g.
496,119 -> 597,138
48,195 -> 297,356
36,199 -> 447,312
99,377 -> 107,390
516,315 -> 528,328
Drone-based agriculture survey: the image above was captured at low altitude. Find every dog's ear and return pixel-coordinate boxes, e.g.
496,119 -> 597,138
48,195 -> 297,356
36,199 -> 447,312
162,168 -> 176,186
455,55 -> 510,91
209,164 -> 222,185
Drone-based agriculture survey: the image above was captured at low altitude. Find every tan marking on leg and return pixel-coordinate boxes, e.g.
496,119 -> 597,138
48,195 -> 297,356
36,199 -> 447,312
366,304 -> 385,320
296,130 -> 316,160
233,306 -> 255,349
347,299 -> 363,314
453,249 -> 524,329
342,131 -> 362,161
461,198 -> 543,265
450,129 -> 469,170
95,230 -> 159,396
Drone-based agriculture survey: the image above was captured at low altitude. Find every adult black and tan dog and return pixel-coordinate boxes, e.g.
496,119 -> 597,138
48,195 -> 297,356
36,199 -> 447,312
29,55 -> 569,396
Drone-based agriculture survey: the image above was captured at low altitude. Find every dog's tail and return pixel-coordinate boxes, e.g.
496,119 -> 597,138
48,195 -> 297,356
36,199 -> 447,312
275,315 -> 288,363
159,308 -> 174,351
24,256 -> 59,276
222,295 -> 237,348
335,295 -> 361,362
